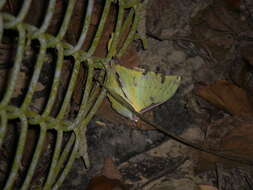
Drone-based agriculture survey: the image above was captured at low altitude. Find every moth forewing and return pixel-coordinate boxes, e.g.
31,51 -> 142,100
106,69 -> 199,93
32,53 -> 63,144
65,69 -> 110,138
106,64 -> 181,121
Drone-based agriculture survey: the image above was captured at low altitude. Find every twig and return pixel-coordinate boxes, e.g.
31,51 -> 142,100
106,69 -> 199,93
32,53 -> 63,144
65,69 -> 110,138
97,80 -> 253,166
134,157 -> 188,190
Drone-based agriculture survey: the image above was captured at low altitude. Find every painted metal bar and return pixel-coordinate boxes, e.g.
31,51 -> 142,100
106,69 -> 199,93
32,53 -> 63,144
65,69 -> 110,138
52,133 -> 76,182
87,0 -> 111,56
82,87 -> 107,126
24,108 -> 71,129
52,134 -> 78,190
0,110 -> 7,149
117,6 -> 140,58
121,0 -> 140,8
67,62 -> 94,130
107,3 -> 124,59
56,0 -> 77,41
4,113 -> 28,190
4,0 -> 32,28
0,0 -> 7,10
56,57 -> 81,120
0,25 -> 25,108
120,9 -> 134,36
116,8 -> 134,57
42,44 -> 64,116
65,0 -> 94,55
20,126 -> 47,190
77,126 -> 90,168
21,37 -> 47,110
0,14 -> 3,42
34,0 -> 57,36
43,130 -> 63,190
83,69 -> 106,115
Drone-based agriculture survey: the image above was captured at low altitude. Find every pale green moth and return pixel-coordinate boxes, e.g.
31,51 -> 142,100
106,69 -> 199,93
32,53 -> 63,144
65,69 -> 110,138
106,64 -> 181,121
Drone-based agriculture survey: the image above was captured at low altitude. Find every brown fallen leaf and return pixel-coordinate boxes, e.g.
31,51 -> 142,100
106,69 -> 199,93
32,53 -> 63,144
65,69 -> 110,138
87,176 -> 126,190
220,117 -> 253,158
195,116 -> 253,172
87,158 -> 127,190
195,80 -> 253,116
199,184 -> 218,190
116,43 -> 140,69
222,0 -> 240,10
230,57 -> 253,94
241,45 -> 253,66
102,157 -> 122,181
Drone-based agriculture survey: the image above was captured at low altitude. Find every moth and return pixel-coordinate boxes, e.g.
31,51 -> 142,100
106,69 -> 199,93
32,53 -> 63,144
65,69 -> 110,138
106,64 -> 181,121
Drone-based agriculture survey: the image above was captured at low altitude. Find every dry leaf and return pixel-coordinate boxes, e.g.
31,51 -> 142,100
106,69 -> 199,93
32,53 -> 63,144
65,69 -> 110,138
199,184 -> 218,190
195,80 -> 253,116
241,45 -> 253,66
102,157 -> 122,180
220,117 -> 253,158
230,57 -> 253,94
87,176 -> 126,190
195,116 -> 253,172
116,44 -> 140,69
222,0 -> 240,10
87,158 -> 127,190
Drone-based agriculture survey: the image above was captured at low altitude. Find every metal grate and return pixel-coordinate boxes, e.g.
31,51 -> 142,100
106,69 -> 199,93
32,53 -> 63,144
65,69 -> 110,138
0,0 -> 143,189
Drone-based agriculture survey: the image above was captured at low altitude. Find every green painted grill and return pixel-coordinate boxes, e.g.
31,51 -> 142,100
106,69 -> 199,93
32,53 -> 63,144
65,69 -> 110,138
0,0 -> 142,189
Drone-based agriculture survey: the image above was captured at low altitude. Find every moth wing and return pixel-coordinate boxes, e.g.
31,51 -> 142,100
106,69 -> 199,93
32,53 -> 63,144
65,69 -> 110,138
106,65 -> 135,120
115,65 -> 181,112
